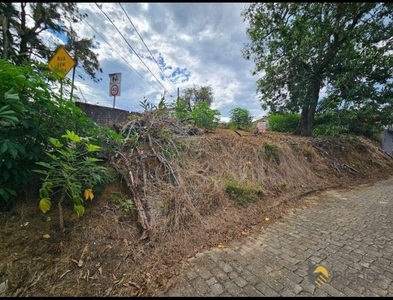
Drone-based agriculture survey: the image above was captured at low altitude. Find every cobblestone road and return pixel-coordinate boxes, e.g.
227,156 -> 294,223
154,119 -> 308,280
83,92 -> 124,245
158,177 -> 393,297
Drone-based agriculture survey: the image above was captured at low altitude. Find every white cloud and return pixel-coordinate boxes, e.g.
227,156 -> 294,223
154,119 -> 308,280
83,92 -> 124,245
53,3 -> 266,121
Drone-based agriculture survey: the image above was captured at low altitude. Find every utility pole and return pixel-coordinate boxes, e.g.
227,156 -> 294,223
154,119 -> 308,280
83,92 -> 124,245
70,52 -> 77,101
69,35 -> 77,102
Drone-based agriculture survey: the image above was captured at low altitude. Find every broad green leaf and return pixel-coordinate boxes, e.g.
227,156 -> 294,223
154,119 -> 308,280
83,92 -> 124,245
0,141 -> 8,154
4,89 -> 20,101
5,187 -> 17,196
0,189 -> 9,201
73,195 -> 84,206
39,187 -> 49,199
35,162 -> 55,169
7,143 -> 18,158
0,104 -> 11,113
86,143 -> 101,152
49,137 -> 63,148
62,130 -> 80,142
39,198 -> 52,213
85,157 -> 102,163
73,204 -> 85,217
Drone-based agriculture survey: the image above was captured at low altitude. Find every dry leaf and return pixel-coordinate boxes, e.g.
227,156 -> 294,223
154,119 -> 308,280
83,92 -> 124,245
43,234 -> 50,239
84,188 -> 94,201
241,231 -> 248,236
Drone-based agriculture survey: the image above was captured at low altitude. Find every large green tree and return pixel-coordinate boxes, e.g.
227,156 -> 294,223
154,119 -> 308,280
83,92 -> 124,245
242,3 -> 393,136
181,84 -> 214,112
0,2 -> 102,82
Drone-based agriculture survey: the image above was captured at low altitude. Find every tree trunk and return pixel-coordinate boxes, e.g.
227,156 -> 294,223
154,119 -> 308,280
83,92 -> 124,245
295,78 -> 321,136
295,104 -> 316,136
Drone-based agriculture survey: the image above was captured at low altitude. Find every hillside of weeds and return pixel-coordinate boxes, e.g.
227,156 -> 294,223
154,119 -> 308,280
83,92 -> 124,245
1,109 -> 393,297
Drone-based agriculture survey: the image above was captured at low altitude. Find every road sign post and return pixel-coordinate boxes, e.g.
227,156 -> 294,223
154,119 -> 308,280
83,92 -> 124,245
109,73 -> 122,108
48,46 -> 75,78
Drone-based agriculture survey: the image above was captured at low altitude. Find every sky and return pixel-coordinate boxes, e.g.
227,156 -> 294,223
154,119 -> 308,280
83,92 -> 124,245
43,2 -> 267,123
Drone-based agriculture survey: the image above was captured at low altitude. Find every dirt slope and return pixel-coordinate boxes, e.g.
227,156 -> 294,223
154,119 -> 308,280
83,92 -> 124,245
0,129 -> 392,296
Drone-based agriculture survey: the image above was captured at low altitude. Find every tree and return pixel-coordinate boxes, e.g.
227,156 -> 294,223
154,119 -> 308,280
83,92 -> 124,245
241,3 -> 393,136
191,101 -> 220,133
229,107 -> 253,130
0,3 -> 102,82
181,84 -> 214,112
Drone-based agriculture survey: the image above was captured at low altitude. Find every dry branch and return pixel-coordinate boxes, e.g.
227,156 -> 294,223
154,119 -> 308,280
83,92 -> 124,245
111,152 -> 150,240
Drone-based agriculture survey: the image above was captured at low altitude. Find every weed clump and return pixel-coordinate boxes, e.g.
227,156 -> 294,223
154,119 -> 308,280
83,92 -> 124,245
224,179 -> 264,207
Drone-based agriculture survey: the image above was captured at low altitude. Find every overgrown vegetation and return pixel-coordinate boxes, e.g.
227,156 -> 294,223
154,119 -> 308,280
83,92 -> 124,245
242,3 -> 393,136
107,191 -> 135,214
267,113 -> 300,133
0,59 -> 121,213
171,85 -> 221,133
266,110 -> 384,140
34,130 -> 111,231
229,107 -> 253,130
224,179 -> 263,207
263,142 -> 280,165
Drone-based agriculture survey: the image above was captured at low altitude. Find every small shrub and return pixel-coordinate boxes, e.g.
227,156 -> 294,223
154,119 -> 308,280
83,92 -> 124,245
34,130 -> 110,231
107,192 -> 135,213
224,179 -> 263,207
313,124 -> 348,137
229,107 -> 253,130
191,101 -> 221,133
263,142 -> 280,165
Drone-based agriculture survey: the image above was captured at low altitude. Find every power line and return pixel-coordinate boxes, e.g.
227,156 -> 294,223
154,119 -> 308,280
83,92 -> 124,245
81,17 -> 162,94
95,3 -> 174,97
118,2 -> 177,96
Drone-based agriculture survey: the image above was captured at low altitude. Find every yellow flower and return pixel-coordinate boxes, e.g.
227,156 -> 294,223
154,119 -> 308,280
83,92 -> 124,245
84,188 -> 94,201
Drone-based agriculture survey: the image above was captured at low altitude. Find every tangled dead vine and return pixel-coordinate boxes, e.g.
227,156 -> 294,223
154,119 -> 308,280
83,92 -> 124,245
110,109 -> 202,240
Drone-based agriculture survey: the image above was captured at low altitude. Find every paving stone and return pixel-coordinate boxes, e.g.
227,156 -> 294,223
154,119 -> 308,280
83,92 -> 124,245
156,177 -> 393,297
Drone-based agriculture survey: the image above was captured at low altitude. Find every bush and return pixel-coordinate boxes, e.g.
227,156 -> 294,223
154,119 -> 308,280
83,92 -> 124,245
267,113 -> 300,132
229,107 -> 253,130
224,179 -> 264,207
191,101 -> 221,133
0,59 -> 120,208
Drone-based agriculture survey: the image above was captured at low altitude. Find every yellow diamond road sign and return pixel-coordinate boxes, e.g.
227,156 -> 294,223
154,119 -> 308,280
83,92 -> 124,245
48,46 -> 75,78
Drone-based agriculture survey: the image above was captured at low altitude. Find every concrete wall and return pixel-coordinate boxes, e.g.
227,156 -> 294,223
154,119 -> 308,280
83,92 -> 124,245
382,129 -> 393,157
75,102 -> 139,127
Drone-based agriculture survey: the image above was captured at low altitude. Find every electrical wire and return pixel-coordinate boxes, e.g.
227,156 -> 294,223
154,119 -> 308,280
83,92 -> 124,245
82,17 -> 162,93
95,3 -> 174,97
118,2 -> 177,97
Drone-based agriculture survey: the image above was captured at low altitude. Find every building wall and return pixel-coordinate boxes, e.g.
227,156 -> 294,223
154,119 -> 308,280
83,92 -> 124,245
382,129 -> 393,156
75,102 -> 140,127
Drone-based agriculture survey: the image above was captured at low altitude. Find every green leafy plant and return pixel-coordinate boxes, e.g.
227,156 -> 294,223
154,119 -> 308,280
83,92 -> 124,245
171,98 -> 191,121
267,113 -> 300,133
224,179 -> 264,207
229,107 -> 253,130
191,101 -> 221,133
34,130 -> 110,232
263,142 -> 280,165
0,59 -> 109,208
107,192 -> 135,214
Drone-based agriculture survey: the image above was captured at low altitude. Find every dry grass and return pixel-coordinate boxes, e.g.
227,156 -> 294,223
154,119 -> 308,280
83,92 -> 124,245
1,127 -> 393,297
